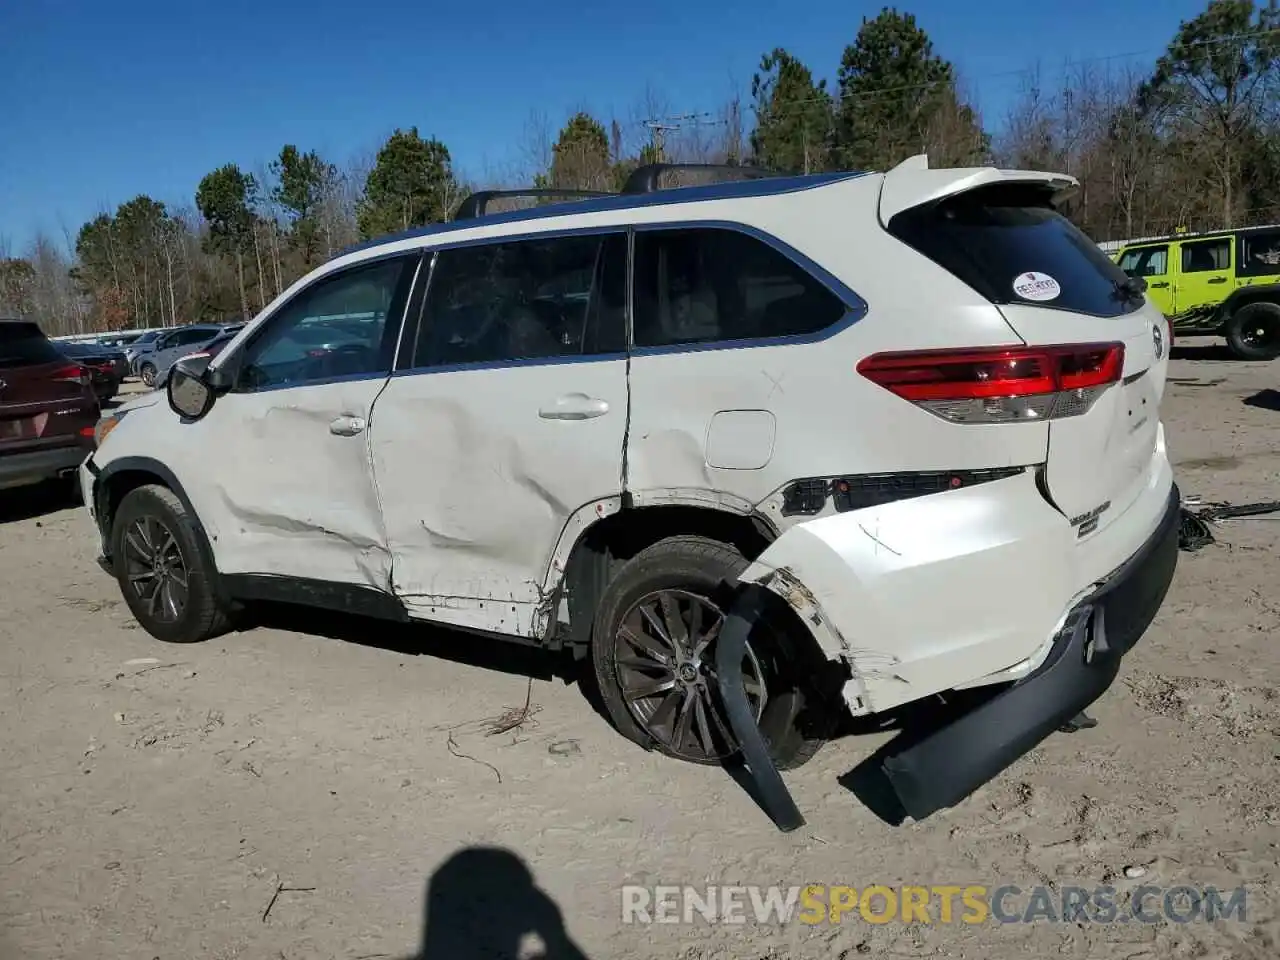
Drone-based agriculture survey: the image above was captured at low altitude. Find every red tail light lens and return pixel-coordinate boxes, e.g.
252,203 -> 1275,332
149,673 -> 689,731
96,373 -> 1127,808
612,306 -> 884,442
50,363 -> 90,387
858,343 -> 1124,424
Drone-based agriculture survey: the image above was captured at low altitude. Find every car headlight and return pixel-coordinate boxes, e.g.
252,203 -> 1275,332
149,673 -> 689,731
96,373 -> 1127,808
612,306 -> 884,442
93,409 -> 129,447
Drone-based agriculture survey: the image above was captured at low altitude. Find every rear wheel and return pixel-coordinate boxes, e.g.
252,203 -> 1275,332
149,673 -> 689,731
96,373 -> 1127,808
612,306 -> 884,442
111,484 -> 230,643
1225,301 -> 1280,361
590,535 -> 835,768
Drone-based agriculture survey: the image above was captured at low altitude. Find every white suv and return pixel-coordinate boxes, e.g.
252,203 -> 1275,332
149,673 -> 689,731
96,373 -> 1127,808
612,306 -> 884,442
80,158 -> 1180,824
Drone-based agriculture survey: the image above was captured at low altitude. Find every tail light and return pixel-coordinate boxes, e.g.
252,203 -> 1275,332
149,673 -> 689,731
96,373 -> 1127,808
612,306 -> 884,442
857,343 -> 1124,424
50,364 -> 91,388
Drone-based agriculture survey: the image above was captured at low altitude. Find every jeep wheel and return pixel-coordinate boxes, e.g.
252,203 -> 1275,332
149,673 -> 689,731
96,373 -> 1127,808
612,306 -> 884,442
139,362 -> 157,387
111,484 -> 230,643
1225,302 -> 1280,361
590,535 -> 835,768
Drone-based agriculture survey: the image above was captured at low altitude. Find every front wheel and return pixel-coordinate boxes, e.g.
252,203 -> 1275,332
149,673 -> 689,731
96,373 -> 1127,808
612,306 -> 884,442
139,362 -> 157,387
1225,302 -> 1280,361
590,535 -> 835,769
111,484 -> 230,643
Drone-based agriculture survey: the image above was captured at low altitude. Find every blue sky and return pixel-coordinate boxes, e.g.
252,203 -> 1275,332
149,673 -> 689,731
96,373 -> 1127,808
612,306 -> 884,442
1,0 -> 1208,252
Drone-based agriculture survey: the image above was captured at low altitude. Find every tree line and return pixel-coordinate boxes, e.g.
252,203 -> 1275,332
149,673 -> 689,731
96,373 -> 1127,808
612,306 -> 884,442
2,0 -> 1277,335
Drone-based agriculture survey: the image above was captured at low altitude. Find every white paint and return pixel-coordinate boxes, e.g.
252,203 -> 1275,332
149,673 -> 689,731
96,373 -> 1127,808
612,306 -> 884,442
369,358 -> 628,636
83,155 -> 1174,734
705,410 -> 776,470
1011,271 -> 1062,302
743,456 -> 1173,714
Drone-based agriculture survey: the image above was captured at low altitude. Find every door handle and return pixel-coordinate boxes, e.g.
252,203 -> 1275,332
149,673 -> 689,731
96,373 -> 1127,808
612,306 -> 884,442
329,415 -> 367,436
1148,281 -> 1169,288
1208,277 -> 1227,284
538,393 -> 609,420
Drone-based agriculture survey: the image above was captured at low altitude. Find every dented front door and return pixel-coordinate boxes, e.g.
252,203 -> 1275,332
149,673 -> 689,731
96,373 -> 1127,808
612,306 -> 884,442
192,253 -> 421,589
370,232 -> 630,637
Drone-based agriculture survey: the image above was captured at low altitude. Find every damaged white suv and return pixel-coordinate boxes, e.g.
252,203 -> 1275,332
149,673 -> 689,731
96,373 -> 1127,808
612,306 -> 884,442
81,158 -> 1180,824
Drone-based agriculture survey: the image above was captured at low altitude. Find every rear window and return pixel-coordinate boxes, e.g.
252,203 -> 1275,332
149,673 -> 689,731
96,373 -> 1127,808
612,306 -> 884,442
888,185 -> 1140,318
0,322 -> 62,369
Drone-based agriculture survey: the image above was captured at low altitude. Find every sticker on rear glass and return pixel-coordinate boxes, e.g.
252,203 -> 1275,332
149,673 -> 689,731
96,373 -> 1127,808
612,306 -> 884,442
1012,271 -> 1061,302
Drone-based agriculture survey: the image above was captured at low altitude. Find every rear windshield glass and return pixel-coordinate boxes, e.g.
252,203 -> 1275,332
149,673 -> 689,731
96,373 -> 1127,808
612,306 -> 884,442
888,185 -> 1141,317
0,322 -> 62,369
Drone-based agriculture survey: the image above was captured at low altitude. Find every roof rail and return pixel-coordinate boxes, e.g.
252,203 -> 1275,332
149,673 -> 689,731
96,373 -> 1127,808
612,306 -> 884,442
453,189 -> 614,221
620,163 -> 776,195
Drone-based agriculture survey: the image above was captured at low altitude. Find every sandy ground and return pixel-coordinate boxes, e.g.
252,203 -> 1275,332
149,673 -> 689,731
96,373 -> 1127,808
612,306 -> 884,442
2,345 -> 1278,960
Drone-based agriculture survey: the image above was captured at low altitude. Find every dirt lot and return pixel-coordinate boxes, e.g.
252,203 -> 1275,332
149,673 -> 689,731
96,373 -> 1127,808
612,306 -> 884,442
2,345 -> 1278,960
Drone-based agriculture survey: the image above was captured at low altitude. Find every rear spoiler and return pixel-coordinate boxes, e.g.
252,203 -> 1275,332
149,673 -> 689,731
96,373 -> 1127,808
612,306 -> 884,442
878,154 -> 1079,227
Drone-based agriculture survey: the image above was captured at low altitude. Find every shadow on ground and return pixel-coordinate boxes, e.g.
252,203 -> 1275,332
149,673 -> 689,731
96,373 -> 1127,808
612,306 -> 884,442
1243,388 -> 1280,412
0,478 -> 80,525
239,601 -> 586,688
1169,343 -> 1237,362
401,846 -> 591,959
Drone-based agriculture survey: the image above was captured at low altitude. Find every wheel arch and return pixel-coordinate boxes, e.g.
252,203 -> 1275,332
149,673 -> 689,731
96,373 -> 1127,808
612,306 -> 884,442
93,456 -> 226,599
1220,285 -> 1280,320
545,494 -> 780,653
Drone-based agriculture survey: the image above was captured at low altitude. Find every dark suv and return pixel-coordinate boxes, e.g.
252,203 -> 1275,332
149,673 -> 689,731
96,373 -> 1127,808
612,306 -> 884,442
0,320 -> 100,493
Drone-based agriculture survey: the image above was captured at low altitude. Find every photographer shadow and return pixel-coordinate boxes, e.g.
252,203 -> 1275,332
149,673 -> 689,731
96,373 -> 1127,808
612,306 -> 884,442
410,846 -> 589,960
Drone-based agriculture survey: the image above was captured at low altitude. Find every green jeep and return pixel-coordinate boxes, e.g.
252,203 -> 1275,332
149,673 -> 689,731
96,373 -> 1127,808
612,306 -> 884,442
1114,225 -> 1280,360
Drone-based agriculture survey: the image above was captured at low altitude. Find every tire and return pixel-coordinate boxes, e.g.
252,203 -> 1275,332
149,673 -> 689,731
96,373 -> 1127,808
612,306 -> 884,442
1225,301 -> 1280,361
139,363 -> 157,387
590,535 -> 834,769
111,484 -> 230,643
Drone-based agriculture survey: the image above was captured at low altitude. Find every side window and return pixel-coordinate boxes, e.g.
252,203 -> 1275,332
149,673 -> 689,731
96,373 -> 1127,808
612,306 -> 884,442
1181,238 -> 1231,274
412,233 -> 611,368
174,328 -> 212,347
1118,246 -> 1167,278
1240,230 -> 1280,277
234,256 -> 413,392
632,227 -> 847,348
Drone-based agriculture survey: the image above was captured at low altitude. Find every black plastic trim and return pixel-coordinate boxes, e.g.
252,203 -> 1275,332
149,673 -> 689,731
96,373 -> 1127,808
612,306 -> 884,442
220,573 -> 408,622
714,580 -> 806,832
454,189 -> 614,220
621,163 -> 774,194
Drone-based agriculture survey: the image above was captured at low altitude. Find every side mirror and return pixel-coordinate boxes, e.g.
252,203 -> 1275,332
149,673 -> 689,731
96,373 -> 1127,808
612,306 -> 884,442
167,356 -> 216,420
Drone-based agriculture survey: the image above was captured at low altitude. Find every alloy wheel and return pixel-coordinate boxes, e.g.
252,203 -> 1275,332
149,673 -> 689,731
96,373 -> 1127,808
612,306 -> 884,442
122,515 -> 189,624
614,588 -> 766,763
1242,316 -> 1278,352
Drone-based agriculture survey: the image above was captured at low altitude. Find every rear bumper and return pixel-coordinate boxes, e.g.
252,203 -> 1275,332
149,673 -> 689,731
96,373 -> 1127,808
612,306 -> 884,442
882,481 -> 1180,820
0,444 -> 91,491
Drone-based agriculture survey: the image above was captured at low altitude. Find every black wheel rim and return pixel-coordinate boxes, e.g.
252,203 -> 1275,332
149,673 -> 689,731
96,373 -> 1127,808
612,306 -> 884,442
122,515 -> 189,624
614,588 -> 766,762
1241,315 -> 1279,350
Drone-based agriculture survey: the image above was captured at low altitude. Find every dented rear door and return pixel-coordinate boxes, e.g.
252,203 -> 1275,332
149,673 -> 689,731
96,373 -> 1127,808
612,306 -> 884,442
369,232 -> 630,637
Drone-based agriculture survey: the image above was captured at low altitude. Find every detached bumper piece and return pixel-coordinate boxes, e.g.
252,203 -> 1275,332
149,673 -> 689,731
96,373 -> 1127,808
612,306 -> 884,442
885,483 -> 1180,821
715,583 -> 806,833
718,484 -> 1180,832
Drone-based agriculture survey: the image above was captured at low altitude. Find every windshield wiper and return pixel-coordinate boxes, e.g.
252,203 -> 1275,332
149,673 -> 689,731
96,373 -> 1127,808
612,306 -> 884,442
1113,276 -> 1148,301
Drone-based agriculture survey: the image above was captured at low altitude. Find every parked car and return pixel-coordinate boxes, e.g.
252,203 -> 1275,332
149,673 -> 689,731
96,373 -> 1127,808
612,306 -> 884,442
1113,224 -> 1280,360
95,330 -> 149,350
136,324 -> 237,387
56,340 -> 129,401
1,320 -> 98,494
124,329 -> 169,370
82,159 -> 1180,823
153,327 -> 243,388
